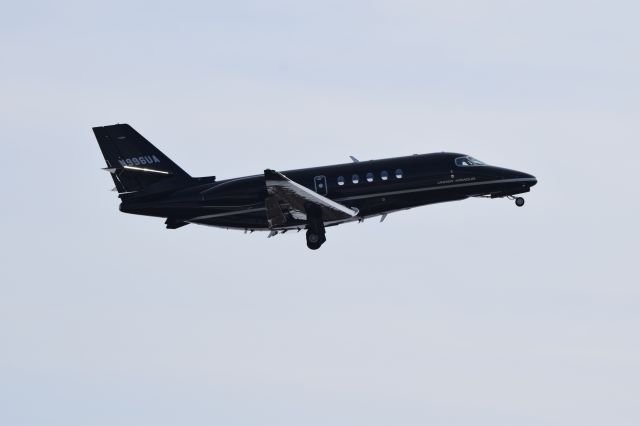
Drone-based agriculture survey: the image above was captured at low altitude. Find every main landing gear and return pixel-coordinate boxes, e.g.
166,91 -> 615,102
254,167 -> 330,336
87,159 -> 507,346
305,204 -> 326,250
306,228 -> 326,250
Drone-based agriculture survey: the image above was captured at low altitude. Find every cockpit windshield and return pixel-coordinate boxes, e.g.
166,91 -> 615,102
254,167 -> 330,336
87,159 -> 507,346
455,156 -> 486,167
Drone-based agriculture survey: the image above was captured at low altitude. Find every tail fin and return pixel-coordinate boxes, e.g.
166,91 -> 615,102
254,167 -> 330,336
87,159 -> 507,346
92,124 -> 191,196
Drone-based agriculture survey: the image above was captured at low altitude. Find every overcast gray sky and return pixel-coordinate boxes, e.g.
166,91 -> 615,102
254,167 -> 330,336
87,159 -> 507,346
1,1 -> 639,425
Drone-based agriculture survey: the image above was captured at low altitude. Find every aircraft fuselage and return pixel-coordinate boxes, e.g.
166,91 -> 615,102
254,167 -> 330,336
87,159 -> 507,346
119,152 -> 537,231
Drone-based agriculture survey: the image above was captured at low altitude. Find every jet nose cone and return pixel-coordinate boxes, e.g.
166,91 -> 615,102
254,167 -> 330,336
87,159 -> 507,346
519,171 -> 537,186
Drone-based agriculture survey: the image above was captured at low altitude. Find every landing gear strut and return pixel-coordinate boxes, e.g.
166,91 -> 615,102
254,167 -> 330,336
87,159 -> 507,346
305,204 -> 326,250
515,197 -> 525,207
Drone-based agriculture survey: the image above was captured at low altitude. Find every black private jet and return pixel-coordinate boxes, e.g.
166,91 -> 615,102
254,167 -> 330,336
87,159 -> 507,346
93,124 -> 537,250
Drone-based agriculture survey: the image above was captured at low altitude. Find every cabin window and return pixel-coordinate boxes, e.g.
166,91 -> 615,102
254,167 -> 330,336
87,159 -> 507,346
352,174 -> 360,184
395,169 -> 404,179
366,172 -> 374,182
381,171 -> 389,181
337,176 -> 345,186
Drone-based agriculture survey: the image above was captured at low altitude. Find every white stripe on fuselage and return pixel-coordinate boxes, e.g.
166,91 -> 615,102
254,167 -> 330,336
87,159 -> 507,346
189,207 -> 266,221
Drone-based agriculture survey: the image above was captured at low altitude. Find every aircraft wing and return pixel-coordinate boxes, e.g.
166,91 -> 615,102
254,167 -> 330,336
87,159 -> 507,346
264,169 -> 359,223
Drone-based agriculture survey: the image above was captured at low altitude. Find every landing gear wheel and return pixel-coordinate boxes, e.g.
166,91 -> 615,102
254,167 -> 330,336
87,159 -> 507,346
306,229 -> 325,250
305,203 -> 327,250
515,197 -> 525,207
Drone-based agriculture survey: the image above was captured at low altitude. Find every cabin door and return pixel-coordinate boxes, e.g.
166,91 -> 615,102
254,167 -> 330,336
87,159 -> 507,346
314,175 -> 328,195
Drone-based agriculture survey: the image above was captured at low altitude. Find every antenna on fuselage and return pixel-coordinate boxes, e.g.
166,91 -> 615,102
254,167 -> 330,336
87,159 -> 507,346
349,156 -> 360,163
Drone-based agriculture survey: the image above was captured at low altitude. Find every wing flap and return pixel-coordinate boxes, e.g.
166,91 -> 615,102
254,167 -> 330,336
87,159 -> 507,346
264,169 -> 358,222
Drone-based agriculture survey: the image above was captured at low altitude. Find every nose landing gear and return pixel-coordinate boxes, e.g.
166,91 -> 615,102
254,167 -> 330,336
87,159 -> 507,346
506,195 -> 526,207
